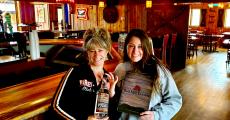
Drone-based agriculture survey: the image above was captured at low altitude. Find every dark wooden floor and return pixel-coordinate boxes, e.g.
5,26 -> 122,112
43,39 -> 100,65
172,47 -> 230,120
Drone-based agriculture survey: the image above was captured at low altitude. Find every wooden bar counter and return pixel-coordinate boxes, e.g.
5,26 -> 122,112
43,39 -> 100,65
0,72 -> 65,120
39,38 -> 84,45
0,58 -> 46,76
0,39 -> 121,119
0,38 -> 84,48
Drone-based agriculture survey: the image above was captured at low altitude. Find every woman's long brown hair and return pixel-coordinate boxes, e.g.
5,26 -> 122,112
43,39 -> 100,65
123,29 -> 161,93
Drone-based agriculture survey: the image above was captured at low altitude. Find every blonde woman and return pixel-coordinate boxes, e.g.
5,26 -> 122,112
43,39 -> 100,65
51,28 -> 119,120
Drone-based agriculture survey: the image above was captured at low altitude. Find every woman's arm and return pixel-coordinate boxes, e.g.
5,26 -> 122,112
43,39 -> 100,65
151,66 -> 182,120
51,68 -> 77,120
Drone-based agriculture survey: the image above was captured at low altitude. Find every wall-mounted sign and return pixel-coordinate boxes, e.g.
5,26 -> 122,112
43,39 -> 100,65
77,8 -> 88,20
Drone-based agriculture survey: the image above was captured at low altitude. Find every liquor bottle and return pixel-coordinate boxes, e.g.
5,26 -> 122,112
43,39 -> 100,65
94,75 -> 110,119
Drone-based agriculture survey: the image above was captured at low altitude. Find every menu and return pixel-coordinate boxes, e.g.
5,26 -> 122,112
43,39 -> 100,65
117,72 -> 153,115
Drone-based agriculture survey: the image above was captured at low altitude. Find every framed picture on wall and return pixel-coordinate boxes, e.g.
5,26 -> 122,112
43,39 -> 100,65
76,8 -> 88,20
34,5 -> 45,22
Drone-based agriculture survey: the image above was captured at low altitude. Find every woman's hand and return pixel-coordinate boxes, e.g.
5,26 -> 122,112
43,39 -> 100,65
104,72 -> 118,97
139,111 -> 154,120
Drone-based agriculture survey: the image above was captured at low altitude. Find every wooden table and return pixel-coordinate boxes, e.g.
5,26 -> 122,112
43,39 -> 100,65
222,32 -> 230,40
222,32 -> 230,36
201,34 -> 223,52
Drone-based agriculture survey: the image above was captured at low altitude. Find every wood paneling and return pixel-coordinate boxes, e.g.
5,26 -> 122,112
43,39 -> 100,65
74,4 -> 97,30
98,5 -> 126,32
127,4 -> 147,31
17,0 -> 98,4
73,4 -> 126,32
147,5 -> 189,71
174,0 -> 230,2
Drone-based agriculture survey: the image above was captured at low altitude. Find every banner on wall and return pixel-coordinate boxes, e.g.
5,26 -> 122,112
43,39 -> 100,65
76,8 -> 88,20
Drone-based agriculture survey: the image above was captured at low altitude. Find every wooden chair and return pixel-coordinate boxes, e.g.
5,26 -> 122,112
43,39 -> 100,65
210,38 -> 218,52
225,39 -> 230,68
162,34 -> 169,65
202,35 -> 210,52
187,36 -> 198,59
169,33 -> 177,68
202,35 -> 218,52
226,49 -> 230,68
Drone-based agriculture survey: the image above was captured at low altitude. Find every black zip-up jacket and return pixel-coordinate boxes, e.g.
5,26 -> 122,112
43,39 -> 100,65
50,63 -> 121,120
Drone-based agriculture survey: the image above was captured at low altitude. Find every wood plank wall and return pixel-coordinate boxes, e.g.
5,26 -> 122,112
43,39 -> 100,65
73,4 -> 147,32
127,4 -> 147,31
146,5 -> 190,71
98,5 -> 126,32
73,4 -> 97,30
73,4 -> 126,32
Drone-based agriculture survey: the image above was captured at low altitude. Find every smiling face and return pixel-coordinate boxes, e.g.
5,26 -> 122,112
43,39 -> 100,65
87,47 -> 108,66
126,36 -> 143,62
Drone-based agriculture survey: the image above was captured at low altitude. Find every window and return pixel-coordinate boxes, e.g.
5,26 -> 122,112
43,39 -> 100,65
225,9 -> 230,27
190,9 -> 201,26
57,8 -> 63,31
0,2 -> 17,32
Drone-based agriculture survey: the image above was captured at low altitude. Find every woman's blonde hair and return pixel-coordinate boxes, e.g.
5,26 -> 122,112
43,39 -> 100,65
83,28 -> 112,52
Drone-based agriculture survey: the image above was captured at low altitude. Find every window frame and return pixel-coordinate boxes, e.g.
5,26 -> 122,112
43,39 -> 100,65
189,8 -> 201,27
224,9 -> 230,28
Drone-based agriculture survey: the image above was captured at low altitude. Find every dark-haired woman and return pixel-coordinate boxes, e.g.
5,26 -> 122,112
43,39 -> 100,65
114,29 -> 182,120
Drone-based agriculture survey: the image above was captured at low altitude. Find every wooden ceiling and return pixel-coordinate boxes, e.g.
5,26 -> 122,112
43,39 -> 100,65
173,0 -> 230,3
15,0 -> 230,4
